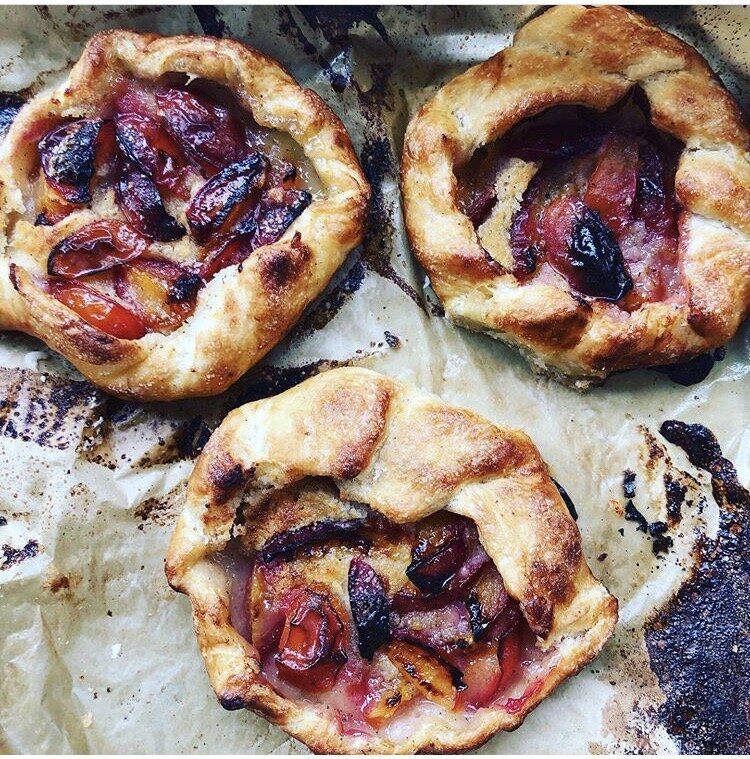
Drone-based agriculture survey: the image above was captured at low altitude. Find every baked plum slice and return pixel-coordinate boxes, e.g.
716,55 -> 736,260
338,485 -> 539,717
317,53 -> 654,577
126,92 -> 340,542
156,88 -> 248,174
47,220 -> 150,278
48,279 -> 146,340
348,557 -> 391,661
406,512 -> 468,594
186,153 -> 267,243
39,118 -> 105,204
274,588 -> 348,691
114,258 -> 202,333
116,161 -> 185,242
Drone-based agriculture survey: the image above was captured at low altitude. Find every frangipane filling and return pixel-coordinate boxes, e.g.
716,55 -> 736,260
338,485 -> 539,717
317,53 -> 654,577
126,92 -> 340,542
456,91 -> 684,311
221,480 -> 551,737
28,76 -> 319,338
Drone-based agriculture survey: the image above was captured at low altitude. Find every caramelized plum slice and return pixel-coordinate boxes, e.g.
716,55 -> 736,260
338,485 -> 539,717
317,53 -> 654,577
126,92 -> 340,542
634,142 -> 678,238
584,135 -> 639,236
156,88 -> 247,173
466,564 -> 511,639
362,672 -> 416,727
348,557 -> 390,661
0,93 -> 24,137
459,641 -> 505,708
49,279 -> 146,339
186,153 -> 267,243
275,589 -> 347,690
115,112 -> 190,196
260,518 -> 368,563
114,258 -> 202,333
116,161 -> 185,241
253,187 -> 312,247
39,119 -> 104,204
406,513 -> 468,594
48,220 -> 149,278
383,640 -> 465,709
391,601 -> 473,653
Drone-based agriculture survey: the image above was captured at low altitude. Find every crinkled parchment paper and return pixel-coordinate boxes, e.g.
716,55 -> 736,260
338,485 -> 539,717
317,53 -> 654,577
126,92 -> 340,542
0,5 -> 748,754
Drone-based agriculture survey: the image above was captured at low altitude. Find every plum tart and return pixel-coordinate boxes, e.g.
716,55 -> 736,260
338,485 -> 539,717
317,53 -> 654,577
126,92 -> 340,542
166,367 -> 617,753
402,5 -> 750,387
0,31 -> 369,399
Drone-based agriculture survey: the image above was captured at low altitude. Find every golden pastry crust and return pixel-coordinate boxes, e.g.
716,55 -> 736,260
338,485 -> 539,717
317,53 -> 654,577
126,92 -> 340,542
401,5 -> 750,387
0,31 -> 369,400
165,367 -> 617,754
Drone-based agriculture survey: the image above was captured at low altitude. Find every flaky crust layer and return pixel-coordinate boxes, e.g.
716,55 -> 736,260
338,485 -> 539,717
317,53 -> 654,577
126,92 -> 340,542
0,31 -> 369,400
165,367 -> 617,754
401,5 -> 750,387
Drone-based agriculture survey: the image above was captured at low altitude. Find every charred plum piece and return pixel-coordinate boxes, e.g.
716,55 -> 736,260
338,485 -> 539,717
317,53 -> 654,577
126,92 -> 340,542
563,206 -> 633,301
114,258 -> 202,333
458,184 -> 497,228
260,518 -> 368,563
253,187 -> 312,247
186,153 -> 267,243
48,220 -> 149,278
391,601 -> 473,653
348,557 -> 391,661
275,589 -> 347,691
49,279 -> 146,339
406,513 -> 468,594
116,161 -> 185,242
156,88 -> 247,173
384,640 -> 465,709
115,112 -> 189,195
466,564 -> 511,640
39,119 -> 104,204
0,93 -> 24,136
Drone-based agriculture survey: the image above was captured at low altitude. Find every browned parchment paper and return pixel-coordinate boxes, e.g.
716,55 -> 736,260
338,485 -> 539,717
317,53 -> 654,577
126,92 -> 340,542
0,5 -> 748,754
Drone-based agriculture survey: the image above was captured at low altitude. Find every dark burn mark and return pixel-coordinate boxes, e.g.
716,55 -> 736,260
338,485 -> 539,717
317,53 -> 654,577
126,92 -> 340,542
624,500 -> 648,532
1,539 -> 39,569
383,330 -> 400,348
237,358 -> 349,405
623,469 -> 636,499
652,347 -> 726,387
552,478 -> 578,521
219,694 -> 247,711
648,521 -> 673,555
176,417 -> 213,459
663,472 -> 688,526
645,420 -> 750,753
0,92 -> 24,137
192,5 -> 227,37
298,6 -> 393,48
0,516 -> 6,526
211,462 -> 251,499
359,136 -> 425,310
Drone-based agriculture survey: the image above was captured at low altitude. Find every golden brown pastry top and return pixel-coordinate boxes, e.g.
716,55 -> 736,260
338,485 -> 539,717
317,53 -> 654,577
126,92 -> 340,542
0,31 -> 369,399
166,367 -> 617,753
401,5 -> 750,387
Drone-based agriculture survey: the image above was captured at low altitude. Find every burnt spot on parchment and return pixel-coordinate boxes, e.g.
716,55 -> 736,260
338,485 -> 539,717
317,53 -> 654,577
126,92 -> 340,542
0,92 -> 24,137
644,421 -> 750,753
237,358 -> 350,404
651,346 -> 726,386
0,368 -> 106,451
135,481 -> 187,529
663,472 -> 688,526
552,478 -> 578,521
192,5 -> 227,37
1,539 -> 39,569
298,6 -> 393,49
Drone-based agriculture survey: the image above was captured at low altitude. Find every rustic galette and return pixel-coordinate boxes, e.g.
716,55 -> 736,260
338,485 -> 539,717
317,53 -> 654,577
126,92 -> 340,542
402,5 -> 750,387
0,31 -> 369,399
166,367 -> 617,753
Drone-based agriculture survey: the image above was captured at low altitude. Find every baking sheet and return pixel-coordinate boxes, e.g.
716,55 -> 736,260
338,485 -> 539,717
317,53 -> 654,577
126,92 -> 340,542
0,5 -> 749,754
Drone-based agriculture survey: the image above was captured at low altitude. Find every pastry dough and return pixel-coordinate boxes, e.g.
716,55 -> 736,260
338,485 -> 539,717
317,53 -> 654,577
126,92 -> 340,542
0,31 -> 369,400
401,5 -> 750,387
166,367 -> 617,754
